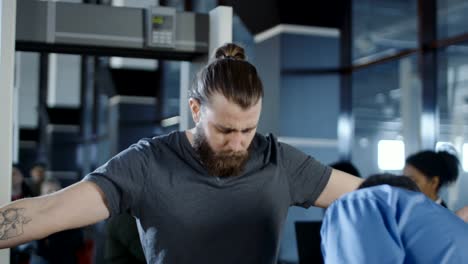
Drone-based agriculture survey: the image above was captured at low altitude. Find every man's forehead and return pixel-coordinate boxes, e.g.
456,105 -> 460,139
204,102 -> 260,118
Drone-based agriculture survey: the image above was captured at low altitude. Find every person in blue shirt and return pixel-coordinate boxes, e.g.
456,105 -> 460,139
321,173 -> 468,264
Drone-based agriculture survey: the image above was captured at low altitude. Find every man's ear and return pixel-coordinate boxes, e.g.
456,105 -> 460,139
189,98 -> 201,123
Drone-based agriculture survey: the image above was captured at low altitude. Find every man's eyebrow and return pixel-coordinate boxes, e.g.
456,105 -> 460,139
215,124 -> 257,132
241,126 -> 257,132
215,124 -> 235,132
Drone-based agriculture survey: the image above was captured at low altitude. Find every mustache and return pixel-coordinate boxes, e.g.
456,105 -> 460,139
216,150 -> 248,157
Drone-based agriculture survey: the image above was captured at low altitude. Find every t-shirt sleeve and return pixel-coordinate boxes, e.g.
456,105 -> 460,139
82,139 -> 152,217
279,142 -> 332,207
320,195 -> 405,264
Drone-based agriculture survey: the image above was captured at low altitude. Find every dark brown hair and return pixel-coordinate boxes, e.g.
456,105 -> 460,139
358,173 -> 420,192
189,43 -> 263,109
406,150 -> 459,190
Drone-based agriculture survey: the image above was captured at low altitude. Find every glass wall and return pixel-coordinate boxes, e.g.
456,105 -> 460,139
350,0 -> 468,210
351,56 -> 419,177
352,0 -> 418,64
437,0 -> 468,39
437,43 -> 468,209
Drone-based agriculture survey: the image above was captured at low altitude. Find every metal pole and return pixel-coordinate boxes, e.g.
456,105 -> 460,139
338,0 -> 353,160
418,0 -> 438,150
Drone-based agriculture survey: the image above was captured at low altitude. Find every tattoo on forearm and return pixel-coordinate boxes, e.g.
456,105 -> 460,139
0,208 -> 32,240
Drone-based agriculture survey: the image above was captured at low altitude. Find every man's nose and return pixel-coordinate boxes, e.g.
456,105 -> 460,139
227,132 -> 244,152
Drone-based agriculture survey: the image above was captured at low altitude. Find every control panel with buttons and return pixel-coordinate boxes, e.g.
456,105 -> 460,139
146,7 -> 176,48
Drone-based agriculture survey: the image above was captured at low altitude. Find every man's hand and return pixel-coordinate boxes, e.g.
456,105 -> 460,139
456,206 -> 468,223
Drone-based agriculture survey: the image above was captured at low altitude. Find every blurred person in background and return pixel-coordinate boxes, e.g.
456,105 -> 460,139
11,164 -> 32,201
321,174 -> 468,264
404,150 -> 459,207
26,163 -> 47,197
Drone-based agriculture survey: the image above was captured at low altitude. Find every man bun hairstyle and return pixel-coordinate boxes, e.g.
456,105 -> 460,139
214,43 -> 247,60
190,43 -> 263,109
405,150 -> 459,190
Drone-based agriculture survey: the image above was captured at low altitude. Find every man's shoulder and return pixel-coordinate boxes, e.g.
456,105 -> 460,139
134,131 -> 182,149
253,132 -> 274,145
114,131 -> 184,162
250,132 -> 277,157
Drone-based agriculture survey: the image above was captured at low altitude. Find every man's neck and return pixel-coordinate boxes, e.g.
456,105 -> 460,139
185,129 -> 196,146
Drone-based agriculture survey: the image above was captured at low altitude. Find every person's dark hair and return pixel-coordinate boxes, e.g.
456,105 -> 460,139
358,173 -> 420,192
31,161 -> 47,169
406,150 -> 459,190
329,161 -> 361,178
189,43 -> 263,109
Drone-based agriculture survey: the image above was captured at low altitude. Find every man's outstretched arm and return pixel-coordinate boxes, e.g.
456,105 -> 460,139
314,169 -> 363,208
0,181 -> 109,249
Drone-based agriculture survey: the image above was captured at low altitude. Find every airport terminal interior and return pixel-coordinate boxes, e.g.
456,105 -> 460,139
1,0 -> 468,263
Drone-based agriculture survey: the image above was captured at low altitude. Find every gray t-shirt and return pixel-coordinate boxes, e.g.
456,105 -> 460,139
84,131 -> 331,264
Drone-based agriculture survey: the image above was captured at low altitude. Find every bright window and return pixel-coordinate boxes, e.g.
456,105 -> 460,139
378,140 -> 405,171
463,143 -> 468,172
436,141 -> 451,151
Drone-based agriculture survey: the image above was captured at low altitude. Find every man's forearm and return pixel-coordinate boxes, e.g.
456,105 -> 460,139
0,197 -> 50,249
1,181 -> 110,250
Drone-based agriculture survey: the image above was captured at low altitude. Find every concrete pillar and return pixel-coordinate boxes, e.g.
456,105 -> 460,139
0,1 -> 17,262
400,57 -> 421,156
179,6 -> 232,131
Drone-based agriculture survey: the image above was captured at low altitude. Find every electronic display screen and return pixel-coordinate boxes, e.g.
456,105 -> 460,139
152,15 -> 173,31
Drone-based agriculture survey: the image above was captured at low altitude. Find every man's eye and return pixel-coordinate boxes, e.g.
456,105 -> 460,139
218,128 -> 230,134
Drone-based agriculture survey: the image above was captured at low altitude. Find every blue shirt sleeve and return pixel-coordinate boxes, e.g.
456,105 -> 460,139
321,196 -> 405,264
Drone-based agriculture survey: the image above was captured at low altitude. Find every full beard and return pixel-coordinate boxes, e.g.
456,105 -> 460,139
192,127 -> 250,178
